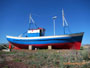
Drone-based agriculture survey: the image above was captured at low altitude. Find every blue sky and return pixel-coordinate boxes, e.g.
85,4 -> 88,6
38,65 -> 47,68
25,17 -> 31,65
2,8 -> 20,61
0,0 -> 90,44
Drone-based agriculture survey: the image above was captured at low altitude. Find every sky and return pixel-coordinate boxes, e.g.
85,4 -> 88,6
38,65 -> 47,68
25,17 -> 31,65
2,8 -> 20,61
0,0 -> 90,44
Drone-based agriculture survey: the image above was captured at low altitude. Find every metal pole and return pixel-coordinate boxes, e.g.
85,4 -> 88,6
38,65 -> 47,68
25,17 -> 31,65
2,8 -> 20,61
63,26 -> 65,34
62,9 -> 65,34
52,16 -> 57,36
29,14 -> 31,30
53,19 -> 55,36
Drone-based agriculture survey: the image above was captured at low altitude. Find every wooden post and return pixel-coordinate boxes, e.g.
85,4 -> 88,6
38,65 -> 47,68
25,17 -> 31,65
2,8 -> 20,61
29,45 -> 32,50
48,45 -> 52,50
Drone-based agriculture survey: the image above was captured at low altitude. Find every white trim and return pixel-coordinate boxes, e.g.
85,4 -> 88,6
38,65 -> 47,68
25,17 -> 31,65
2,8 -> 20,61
28,30 -> 40,33
6,33 -> 83,40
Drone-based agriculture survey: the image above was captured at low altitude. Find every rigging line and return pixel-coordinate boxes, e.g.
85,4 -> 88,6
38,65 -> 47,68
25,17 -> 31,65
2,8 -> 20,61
31,16 -> 38,28
64,17 -> 68,26
19,31 -> 27,37
64,16 -> 72,33
68,25 -> 72,33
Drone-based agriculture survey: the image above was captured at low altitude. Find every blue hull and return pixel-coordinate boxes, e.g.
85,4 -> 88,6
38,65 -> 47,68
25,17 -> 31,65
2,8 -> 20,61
6,32 -> 84,49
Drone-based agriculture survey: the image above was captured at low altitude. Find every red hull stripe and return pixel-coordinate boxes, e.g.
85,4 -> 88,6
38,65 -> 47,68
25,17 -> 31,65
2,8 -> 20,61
10,41 -> 81,50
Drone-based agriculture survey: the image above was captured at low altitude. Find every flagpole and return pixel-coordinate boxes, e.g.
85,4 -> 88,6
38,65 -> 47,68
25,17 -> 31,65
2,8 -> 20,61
53,16 -> 57,36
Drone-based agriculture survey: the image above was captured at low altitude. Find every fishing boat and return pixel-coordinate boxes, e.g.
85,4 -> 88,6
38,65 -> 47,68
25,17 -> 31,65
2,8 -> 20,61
6,10 -> 84,50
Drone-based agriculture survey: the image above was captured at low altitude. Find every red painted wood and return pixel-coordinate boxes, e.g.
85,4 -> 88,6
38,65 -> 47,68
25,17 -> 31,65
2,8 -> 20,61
11,41 -> 81,50
9,43 -> 12,49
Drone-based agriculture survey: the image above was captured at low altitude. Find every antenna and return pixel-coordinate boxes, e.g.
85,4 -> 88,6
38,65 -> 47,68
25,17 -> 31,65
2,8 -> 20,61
52,16 -> 57,36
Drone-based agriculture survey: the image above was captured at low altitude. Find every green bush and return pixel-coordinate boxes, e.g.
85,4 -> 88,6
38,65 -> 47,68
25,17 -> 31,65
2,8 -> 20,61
80,46 -> 84,50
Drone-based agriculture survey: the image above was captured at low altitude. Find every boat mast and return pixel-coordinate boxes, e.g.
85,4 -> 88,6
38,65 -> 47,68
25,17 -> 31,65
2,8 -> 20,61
62,9 -> 68,34
52,16 -> 57,36
29,14 -> 38,30
29,14 -> 31,29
